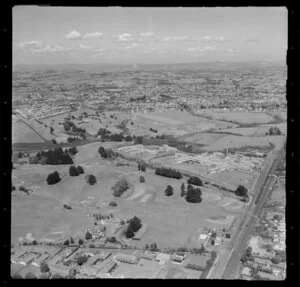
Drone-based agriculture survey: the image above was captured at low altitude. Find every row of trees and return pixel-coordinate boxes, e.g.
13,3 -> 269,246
181,183 -> 202,203
187,176 -> 203,186
155,167 -> 182,179
35,147 -> 74,165
63,120 -> 86,134
112,178 -> 129,197
69,165 -> 84,176
98,146 -> 115,158
266,127 -> 282,136
125,216 -> 142,238
200,251 -> 217,279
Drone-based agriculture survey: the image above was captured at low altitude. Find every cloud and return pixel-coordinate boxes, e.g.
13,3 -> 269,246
140,31 -> 155,38
117,33 -> 135,42
19,40 -> 43,49
187,46 -> 216,52
83,32 -> 103,38
32,44 -> 71,53
65,30 -> 82,40
202,36 -> 229,43
80,44 -> 93,50
124,42 -> 140,49
226,47 -> 240,53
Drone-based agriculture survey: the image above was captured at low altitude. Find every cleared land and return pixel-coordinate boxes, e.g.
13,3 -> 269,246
12,121 -> 44,143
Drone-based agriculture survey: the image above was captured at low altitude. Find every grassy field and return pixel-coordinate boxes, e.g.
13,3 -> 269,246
12,121 -> 44,143
11,141 -> 244,249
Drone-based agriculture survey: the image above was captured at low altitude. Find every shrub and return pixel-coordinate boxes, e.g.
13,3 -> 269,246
165,185 -> 173,196
40,262 -> 50,273
109,201 -> 117,207
77,256 -> 88,266
77,165 -> 84,174
86,174 -> 97,185
187,176 -> 203,186
139,176 -> 145,183
69,165 -> 79,176
46,171 -> 61,185
63,239 -> 70,246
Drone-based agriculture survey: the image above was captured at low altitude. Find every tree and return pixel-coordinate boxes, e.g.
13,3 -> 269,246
40,262 -> 50,273
150,243 -> 158,252
180,183 -> 186,197
70,237 -> 74,244
46,171 -> 61,185
112,178 -> 129,197
125,135 -> 133,141
68,146 -> 78,156
165,185 -> 174,196
63,239 -> 70,245
69,165 -> 79,176
145,244 -> 149,250
85,231 -> 92,240
185,186 -> 202,203
211,232 -> 217,238
52,139 -> 57,144
139,176 -> 145,183
77,165 -> 84,174
78,239 -> 84,245
211,239 -> 215,246
125,225 -> 135,238
86,174 -> 97,185
77,256 -> 88,266
271,257 -> 280,264
235,185 -> 248,197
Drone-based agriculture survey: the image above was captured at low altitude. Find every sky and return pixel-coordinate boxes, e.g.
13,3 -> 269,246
13,6 -> 287,65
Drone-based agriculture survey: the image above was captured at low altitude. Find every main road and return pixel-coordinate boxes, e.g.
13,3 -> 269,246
209,145 -> 285,279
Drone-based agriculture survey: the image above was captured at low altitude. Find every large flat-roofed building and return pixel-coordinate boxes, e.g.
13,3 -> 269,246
114,253 -> 137,264
19,253 -> 37,266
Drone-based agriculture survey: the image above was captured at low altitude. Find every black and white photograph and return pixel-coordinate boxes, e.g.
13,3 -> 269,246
11,6 -> 287,279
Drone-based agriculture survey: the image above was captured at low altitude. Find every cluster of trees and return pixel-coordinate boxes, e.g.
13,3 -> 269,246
85,174 -> 97,185
77,255 -> 88,266
125,216 -> 142,238
181,184 -> 202,203
240,247 -> 254,263
98,146 -> 115,158
187,176 -> 203,186
36,147 -> 74,165
46,171 -> 61,185
155,167 -> 182,179
165,185 -> 174,196
69,165 -> 84,176
109,201 -> 117,207
97,127 -> 128,142
138,162 -> 146,171
134,136 -> 144,145
145,243 -> 159,252
112,178 -> 129,197
63,120 -> 86,134
67,137 -> 80,143
266,127 -> 282,136
200,251 -> 217,279
63,204 -> 72,210
93,212 -> 111,221
149,127 -> 158,133
235,185 -> 248,197
18,185 -> 31,195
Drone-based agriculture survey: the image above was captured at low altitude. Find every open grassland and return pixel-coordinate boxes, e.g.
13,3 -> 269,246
11,141 -> 244,249
12,121 -> 44,143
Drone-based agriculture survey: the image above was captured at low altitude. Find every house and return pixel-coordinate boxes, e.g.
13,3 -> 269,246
47,254 -> 63,266
50,264 -> 71,276
96,260 -> 118,277
115,253 -> 137,264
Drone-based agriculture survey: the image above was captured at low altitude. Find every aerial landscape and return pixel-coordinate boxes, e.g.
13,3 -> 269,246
11,6 -> 286,279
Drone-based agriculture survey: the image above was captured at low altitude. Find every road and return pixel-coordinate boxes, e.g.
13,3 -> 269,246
209,146 -> 285,279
